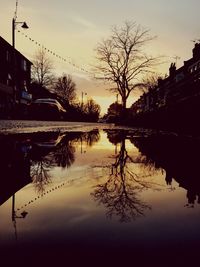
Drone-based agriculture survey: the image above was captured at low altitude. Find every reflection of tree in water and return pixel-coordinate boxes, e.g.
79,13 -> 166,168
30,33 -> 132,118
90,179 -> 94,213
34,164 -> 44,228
30,136 -> 76,193
30,130 -> 100,193
92,130 -> 162,222
31,156 -> 53,194
54,130 -> 100,166
92,171 -> 151,223
54,138 -> 75,168
80,130 -> 100,147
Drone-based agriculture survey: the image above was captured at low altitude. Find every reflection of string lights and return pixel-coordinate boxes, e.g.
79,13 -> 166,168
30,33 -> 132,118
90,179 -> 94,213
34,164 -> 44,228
16,173 -> 102,212
17,29 -> 93,76
17,180 -> 72,211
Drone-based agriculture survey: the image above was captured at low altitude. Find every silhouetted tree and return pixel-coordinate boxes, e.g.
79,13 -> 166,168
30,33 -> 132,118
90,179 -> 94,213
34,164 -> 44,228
32,48 -> 55,88
141,73 -> 166,93
83,98 -> 101,121
106,102 -> 123,122
108,102 -> 122,115
95,21 -> 159,114
54,74 -> 77,105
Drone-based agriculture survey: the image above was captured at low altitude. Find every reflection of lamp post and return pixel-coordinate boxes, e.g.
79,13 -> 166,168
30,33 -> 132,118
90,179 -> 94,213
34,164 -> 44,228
12,16 -> 29,104
12,194 -> 28,241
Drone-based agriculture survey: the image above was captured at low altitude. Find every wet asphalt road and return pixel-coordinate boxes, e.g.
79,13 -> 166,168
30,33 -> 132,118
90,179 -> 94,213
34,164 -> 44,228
0,120 -> 117,134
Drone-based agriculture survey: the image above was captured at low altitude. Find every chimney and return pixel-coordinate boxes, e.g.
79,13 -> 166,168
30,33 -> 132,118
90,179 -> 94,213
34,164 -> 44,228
169,63 -> 176,77
192,43 -> 200,59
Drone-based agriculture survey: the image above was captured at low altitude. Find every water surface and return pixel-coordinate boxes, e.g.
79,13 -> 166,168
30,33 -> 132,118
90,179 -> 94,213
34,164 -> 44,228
0,129 -> 200,266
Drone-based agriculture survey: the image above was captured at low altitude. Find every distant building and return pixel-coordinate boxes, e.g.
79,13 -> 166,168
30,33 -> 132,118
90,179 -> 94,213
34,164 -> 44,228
0,36 -> 32,118
130,42 -> 200,116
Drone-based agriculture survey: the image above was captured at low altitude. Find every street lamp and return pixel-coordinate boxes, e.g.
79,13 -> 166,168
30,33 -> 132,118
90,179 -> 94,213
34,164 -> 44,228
12,17 -> 29,105
12,18 -> 29,47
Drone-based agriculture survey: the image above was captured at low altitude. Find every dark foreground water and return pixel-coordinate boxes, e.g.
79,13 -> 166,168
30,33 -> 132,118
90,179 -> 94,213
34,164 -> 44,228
0,128 -> 200,266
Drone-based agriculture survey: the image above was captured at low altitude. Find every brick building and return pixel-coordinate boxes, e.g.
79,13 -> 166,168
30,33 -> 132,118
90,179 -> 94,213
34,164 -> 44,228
0,36 -> 32,118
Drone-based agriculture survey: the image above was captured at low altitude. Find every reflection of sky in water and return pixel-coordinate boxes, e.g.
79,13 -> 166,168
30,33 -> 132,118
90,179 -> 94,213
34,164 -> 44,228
0,130 -> 200,252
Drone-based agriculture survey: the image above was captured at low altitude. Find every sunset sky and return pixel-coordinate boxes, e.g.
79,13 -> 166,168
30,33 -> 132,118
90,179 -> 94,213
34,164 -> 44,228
1,0 -> 200,114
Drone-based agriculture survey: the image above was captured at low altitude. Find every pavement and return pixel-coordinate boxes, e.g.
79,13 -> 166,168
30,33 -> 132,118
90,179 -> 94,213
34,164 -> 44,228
0,120 -> 117,134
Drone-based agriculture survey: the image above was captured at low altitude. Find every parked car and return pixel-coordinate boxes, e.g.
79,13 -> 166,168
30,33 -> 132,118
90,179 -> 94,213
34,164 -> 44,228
29,98 -> 66,120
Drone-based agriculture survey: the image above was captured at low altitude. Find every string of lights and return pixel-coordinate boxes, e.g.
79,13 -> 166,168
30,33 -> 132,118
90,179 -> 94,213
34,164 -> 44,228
17,29 -> 93,76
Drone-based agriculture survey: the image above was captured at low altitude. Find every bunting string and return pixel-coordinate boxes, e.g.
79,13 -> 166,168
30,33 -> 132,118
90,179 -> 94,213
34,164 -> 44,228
17,29 -> 94,76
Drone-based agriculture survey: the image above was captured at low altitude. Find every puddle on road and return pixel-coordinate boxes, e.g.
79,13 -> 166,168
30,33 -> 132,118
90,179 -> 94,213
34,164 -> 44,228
0,129 -> 200,263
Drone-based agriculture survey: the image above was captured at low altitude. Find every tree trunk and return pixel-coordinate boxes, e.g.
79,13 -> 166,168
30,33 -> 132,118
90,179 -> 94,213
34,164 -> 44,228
120,96 -> 127,122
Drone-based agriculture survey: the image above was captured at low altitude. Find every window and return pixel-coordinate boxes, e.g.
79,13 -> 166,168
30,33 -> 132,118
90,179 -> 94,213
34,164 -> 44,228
22,80 -> 27,91
7,73 -> 12,86
189,67 -> 193,73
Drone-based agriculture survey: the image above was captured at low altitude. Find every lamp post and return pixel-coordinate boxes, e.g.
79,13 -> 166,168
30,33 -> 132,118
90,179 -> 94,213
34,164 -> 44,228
12,18 -> 28,47
12,17 -> 29,105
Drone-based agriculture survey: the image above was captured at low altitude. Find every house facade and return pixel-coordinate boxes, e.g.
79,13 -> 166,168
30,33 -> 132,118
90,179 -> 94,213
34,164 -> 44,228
131,42 -> 200,116
129,43 -> 200,132
0,36 -> 32,118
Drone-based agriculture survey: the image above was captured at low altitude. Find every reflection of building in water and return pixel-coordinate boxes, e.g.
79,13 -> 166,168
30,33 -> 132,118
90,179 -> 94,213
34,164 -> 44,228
0,135 -> 32,206
165,170 -> 173,185
0,134 -> 31,239
132,134 -> 200,207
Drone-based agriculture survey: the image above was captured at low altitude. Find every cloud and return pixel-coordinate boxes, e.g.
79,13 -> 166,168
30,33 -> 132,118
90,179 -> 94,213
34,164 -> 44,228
69,14 -> 96,30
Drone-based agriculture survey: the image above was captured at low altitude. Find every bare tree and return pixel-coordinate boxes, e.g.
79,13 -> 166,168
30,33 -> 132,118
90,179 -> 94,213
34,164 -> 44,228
32,48 -> 55,88
141,73 -> 166,93
54,74 -> 77,105
95,21 -> 159,112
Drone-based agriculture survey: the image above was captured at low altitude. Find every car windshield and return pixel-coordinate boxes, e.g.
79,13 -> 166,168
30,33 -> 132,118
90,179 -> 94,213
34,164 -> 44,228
33,99 -> 65,111
35,99 -> 57,104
